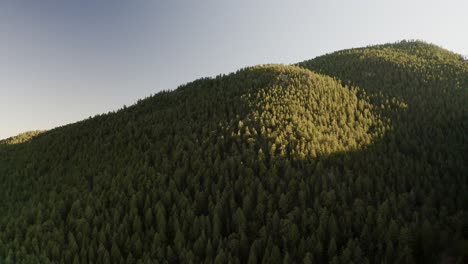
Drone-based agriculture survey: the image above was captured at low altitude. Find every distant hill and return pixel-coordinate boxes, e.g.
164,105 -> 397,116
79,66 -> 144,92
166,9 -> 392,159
0,130 -> 45,146
0,41 -> 466,263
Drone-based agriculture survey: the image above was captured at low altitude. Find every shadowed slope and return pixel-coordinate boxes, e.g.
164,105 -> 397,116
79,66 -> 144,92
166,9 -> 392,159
0,65 -> 387,263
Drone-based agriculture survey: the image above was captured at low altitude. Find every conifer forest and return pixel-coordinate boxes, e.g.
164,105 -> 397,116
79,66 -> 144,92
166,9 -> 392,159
0,41 -> 467,263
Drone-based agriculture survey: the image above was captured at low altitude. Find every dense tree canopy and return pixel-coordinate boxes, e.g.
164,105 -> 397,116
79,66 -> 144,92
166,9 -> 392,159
0,40 -> 467,263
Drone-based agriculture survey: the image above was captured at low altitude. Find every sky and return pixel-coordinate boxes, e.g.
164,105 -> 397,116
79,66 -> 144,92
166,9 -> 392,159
1,0 -> 467,139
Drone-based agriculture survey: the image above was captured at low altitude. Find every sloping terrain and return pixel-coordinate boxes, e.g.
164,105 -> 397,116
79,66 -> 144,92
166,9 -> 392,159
298,40 -> 468,263
0,41 -> 467,263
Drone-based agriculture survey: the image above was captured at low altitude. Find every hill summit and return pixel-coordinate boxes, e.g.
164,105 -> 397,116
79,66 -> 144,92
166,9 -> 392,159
0,40 -> 467,263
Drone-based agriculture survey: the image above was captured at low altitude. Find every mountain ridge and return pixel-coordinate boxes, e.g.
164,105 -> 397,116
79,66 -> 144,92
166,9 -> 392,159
0,40 -> 466,263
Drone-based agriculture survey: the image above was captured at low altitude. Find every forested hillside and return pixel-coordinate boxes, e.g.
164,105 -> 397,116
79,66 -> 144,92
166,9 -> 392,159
0,41 -> 467,263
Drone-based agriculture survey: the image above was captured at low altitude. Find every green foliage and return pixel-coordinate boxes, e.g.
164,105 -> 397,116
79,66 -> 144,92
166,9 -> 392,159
0,130 -> 45,145
0,40 -> 466,263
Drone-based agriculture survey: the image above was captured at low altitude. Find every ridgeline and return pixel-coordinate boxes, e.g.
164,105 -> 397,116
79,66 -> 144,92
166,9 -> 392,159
1,40 -> 467,263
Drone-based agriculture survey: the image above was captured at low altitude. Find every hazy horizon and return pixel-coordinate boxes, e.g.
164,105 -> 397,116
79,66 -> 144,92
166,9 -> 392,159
2,0 -> 467,140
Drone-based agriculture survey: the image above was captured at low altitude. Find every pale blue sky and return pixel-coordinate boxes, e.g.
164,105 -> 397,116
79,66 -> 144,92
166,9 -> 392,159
1,0 -> 467,139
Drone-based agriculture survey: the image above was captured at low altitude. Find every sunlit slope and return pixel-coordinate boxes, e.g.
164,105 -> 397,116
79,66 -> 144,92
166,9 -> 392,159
299,40 -> 467,174
0,130 -> 45,145
298,40 -> 467,112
